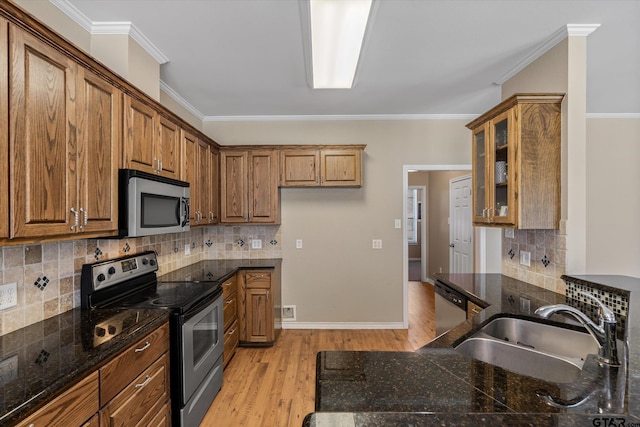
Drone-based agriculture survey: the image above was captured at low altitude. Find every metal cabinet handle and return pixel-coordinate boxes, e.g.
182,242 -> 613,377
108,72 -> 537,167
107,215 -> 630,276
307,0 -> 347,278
70,208 -> 79,230
79,208 -> 88,229
471,307 -> 481,314
159,160 -> 163,171
134,341 -> 151,352
228,328 -> 236,335
225,299 -> 233,305
135,375 -> 152,388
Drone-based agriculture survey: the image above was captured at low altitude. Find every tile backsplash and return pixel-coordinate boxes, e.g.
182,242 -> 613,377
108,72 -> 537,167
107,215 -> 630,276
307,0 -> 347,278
501,220 -> 567,294
0,225 -> 281,335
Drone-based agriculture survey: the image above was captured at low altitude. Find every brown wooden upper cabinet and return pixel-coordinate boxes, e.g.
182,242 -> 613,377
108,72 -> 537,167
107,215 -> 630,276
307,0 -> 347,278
123,95 -> 180,180
9,24 -> 121,239
220,150 -> 279,224
0,18 -> 8,239
280,146 -> 364,187
467,93 -> 563,229
182,130 -> 220,225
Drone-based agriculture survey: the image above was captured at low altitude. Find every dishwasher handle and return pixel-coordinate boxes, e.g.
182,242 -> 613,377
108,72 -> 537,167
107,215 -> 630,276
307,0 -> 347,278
434,280 -> 467,310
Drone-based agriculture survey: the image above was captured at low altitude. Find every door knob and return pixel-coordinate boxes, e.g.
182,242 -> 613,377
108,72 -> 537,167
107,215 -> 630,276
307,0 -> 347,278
449,243 -> 455,248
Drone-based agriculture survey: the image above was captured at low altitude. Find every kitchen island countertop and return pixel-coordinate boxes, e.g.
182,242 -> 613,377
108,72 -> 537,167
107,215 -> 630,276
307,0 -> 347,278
305,273 -> 640,426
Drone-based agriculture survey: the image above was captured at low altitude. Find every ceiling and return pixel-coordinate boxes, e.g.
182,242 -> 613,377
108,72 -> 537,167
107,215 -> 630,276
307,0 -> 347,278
57,0 -> 639,119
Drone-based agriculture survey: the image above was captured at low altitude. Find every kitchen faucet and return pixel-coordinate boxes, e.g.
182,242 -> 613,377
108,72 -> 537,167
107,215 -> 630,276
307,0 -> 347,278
535,291 -> 619,366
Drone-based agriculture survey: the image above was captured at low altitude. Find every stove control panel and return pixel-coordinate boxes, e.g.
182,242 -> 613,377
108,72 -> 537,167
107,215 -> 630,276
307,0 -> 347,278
87,251 -> 158,291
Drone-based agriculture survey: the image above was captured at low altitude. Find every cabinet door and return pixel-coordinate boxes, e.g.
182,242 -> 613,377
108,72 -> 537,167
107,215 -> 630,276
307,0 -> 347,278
197,138 -> 211,224
157,115 -> 180,179
280,149 -> 320,186
249,150 -> 279,223
9,25 -> 78,238
320,149 -> 362,186
471,124 -> 489,224
0,18 -> 8,239
124,94 -> 157,174
220,151 -> 248,223
244,288 -> 274,343
181,130 -> 199,224
209,146 -> 220,223
76,66 -> 121,234
489,109 -> 516,226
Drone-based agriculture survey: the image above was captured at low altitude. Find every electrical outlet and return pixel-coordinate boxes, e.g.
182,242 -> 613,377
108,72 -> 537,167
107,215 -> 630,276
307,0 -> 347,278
505,229 -> 515,238
0,355 -> 18,387
0,283 -> 17,310
296,239 -> 303,249
282,305 -> 296,321
184,244 -> 191,257
251,239 -> 262,249
520,297 -> 531,314
520,251 -> 531,267
372,239 -> 382,249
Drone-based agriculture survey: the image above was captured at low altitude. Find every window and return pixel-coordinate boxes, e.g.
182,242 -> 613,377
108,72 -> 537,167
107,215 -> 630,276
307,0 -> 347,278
407,188 -> 418,244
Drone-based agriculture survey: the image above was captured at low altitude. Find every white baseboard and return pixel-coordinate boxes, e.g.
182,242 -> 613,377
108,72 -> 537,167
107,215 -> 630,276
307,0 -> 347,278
281,322 -> 405,330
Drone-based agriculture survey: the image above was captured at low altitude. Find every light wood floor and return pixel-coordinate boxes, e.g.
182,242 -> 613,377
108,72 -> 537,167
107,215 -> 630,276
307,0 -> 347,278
202,281 -> 435,427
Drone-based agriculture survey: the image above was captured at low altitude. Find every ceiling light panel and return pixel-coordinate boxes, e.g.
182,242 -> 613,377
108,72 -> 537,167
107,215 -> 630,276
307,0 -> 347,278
310,0 -> 372,89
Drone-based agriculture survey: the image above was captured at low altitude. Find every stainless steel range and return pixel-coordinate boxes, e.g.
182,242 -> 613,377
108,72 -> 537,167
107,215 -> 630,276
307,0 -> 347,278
81,251 -> 224,427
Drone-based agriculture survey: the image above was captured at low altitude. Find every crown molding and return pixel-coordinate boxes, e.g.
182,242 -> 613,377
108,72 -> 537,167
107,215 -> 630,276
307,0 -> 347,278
159,81 -> 205,121
50,0 -> 169,64
494,23 -> 600,85
203,113 -> 478,122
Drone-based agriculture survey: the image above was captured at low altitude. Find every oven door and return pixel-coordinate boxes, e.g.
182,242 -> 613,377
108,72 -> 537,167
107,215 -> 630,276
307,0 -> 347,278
181,289 -> 224,403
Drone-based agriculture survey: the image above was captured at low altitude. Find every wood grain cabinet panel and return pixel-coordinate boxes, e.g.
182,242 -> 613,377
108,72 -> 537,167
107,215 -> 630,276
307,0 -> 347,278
123,95 -> 157,175
181,129 -> 199,224
8,24 -> 121,240
16,372 -> 99,427
0,18 -> 8,239
157,115 -> 181,179
100,323 -> 169,404
280,146 -> 364,187
9,24 -> 78,238
238,268 -> 281,346
467,93 -> 563,229
221,150 -> 279,224
184,133 -> 220,226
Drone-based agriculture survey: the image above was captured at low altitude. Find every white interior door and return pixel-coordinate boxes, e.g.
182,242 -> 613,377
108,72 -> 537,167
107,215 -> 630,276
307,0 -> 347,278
450,175 -> 473,273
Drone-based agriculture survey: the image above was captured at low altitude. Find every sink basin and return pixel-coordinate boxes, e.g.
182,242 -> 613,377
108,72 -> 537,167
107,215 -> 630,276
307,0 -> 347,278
455,337 -> 584,383
476,317 -> 599,362
454,316 -> 600,383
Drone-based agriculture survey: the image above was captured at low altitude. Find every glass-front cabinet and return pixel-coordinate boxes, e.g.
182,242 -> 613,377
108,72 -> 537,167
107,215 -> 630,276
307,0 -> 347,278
467,94 -> 564,229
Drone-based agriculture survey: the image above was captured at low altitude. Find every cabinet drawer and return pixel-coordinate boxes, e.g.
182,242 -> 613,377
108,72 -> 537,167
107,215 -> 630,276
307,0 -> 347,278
223,319 -> 239,368
100,322 -> 169,404
244,271 -> 271,289
16,371 -> 99,427
100,353 -> 169,427
223,290 -> 238,330
222,274 -> 237,299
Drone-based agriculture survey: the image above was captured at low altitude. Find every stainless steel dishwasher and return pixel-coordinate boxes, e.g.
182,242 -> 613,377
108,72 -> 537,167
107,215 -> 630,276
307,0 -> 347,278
434,280 -> 468,337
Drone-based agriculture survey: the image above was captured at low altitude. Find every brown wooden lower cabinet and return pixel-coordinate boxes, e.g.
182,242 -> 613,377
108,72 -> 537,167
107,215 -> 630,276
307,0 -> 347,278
238,268 -> 282,346
15,372 -> 99,427
82,414 -> 100,427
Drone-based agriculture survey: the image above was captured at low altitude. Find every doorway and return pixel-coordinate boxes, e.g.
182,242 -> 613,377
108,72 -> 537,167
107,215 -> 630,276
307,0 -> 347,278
403,165 -> 471,328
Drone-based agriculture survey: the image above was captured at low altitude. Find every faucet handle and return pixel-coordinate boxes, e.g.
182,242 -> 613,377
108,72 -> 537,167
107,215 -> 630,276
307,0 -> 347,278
577,291 -> 616,323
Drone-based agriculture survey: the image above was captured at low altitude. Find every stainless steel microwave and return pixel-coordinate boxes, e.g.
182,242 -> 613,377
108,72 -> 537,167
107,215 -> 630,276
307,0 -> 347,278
118,169 -> 190,237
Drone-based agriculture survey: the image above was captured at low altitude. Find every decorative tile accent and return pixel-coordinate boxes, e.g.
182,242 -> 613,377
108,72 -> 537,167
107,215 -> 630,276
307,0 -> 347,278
34,274 -> 50,291
541,255 -> 550,267
206,272 -> 214,280
174,247 -> 179,253
123,242 -> 131,253
237,239 -> 245,247
191,242 -> 196,249
508,249 -> 515,259
270,239 -> 278,246
35,349 -> 50,365
564,280 -> 628,336
94,247 -> 103,260
205,240 -> 213,247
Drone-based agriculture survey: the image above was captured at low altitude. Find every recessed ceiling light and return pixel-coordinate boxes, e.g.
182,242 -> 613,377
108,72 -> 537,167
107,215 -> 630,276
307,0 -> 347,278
310,0 -> 372,89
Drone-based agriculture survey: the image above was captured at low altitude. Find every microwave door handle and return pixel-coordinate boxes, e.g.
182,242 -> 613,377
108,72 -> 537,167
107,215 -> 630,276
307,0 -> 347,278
181,198 -> 189,227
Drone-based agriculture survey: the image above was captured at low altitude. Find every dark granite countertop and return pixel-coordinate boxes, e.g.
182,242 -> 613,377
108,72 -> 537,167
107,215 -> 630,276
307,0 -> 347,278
157,258 -> 282,283
305,273 -> 640,427
0,307 -> 169,425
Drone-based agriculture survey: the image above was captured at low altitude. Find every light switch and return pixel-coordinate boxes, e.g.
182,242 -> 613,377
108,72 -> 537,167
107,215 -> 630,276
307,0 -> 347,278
394,219 -> 402,229
251,239 -> 262,249
520,251 -> 531,267
296,239 -> 303,249
505,229 -> 515,238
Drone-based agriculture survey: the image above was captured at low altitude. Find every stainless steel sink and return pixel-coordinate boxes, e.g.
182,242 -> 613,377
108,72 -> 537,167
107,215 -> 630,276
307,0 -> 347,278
455,316 -> 600,383
455,337 -> 585,383
476,316 -> 599,362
